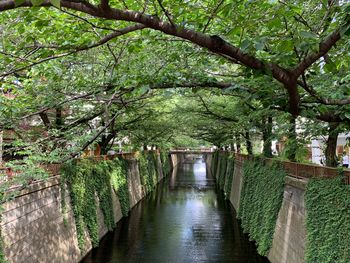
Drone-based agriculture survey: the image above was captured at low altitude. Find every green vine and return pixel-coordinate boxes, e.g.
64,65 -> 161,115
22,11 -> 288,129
305,174 -> 350,263
237,159 -> 285,256
110,158 -> 130,217
213,152 -> 235,199
60,158 -> 130,251
218,152 -> 228,190
211,151 -> 219,177
223,154 -> 235,199
160,151 -> 170,176
138,151 -> 158,194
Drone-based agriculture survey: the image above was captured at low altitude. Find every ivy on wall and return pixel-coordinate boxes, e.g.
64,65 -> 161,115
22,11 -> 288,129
305,175 -> 350,263
218,152 -> 228,190
110,158 -> 130,217
138,151 -> 158,194
60,157 -> 130,251
223,154 -> 235,199
212,151 -> 235,199
160,151 -> 170,176
237,160 -> 285,256
211,151 -> 219,177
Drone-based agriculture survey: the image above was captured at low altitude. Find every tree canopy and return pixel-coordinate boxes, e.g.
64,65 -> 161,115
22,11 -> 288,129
1,0 -> 350,187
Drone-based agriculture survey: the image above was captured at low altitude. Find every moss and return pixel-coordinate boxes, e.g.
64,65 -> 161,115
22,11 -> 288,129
237,159 -> 285,256
305,174 -> 350,263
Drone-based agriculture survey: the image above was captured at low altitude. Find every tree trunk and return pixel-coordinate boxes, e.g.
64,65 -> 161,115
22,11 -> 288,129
262,116 -> 273,158
286,115 -> 297,162
55,107 -> 64,128
325,122 -> 339,167
245,131 -> 253,155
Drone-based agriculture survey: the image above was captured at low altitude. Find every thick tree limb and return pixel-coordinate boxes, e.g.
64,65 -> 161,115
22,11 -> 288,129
0,0 -> 291,84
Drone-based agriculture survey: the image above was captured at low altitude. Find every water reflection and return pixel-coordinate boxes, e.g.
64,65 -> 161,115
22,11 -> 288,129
81,157 -> 269,263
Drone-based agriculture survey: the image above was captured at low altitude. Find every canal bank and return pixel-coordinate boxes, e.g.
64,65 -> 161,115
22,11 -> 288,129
0,152 -> 167,263
80,156 -> 268,263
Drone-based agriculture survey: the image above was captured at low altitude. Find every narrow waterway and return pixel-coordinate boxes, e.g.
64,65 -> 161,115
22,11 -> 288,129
81,156 -> 269,263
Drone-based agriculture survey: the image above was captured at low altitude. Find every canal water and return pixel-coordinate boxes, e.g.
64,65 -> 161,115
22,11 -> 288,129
81,157 -> 269,263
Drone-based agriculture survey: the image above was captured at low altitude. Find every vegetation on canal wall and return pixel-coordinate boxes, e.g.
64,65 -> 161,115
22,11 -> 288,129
211,151 -> 219,177
218,152 -> 228,190
110,158 -> 130,217
138,151 -> 158,194
237,160 -> 285,256
305,174 -> 350,263
161,151 -> 170,176
61,159 -> 116,250
223,154 -> 235,199
212,151 -> 235,199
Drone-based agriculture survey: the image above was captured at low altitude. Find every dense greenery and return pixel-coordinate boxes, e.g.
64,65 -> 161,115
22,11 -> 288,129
160,151 -> 170,177
1,2 -> 349,261
138,151 -> 159,194
1,0 -> 350,177
211,151 -> 219,177
223,154 -> 235,199
60,157 -> 131,251
238,160 -> 285,256
218,152 -> 228,190
110,158 -> 130,217
305,175 -> 350,263
212,151 -> 235,199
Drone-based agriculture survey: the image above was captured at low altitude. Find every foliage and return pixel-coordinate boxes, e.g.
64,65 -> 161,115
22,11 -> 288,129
218,152 -> 228,190
138,151 -> 158,194
60,158 -> 130,251
223,154 -> 235,199
160,151 -> 170,177
305,174 -> 350,263
214,151 -> 235,200
238,160 -> 285,256
211,151 -> 219,177
110,158 -> 130,217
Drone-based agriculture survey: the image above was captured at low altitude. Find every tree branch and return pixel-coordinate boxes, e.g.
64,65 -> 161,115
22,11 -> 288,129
0,24 -> 146,78
293,29 -> 341,76
297,79 -> 350,105
0,0 -> 291,84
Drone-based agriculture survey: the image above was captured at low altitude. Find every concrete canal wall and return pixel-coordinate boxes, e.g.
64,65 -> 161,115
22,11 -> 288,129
1,154 -> 165,263
211,153 -> 308,263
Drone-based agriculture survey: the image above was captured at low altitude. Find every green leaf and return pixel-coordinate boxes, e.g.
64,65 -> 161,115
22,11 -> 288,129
299,31 -> 318,39
50,0 -> 60,8
241,39 -> 251,51
31,0 -> 44,6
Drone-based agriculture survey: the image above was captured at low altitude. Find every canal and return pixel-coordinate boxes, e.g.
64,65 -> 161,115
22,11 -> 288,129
81,156 -> 269,263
